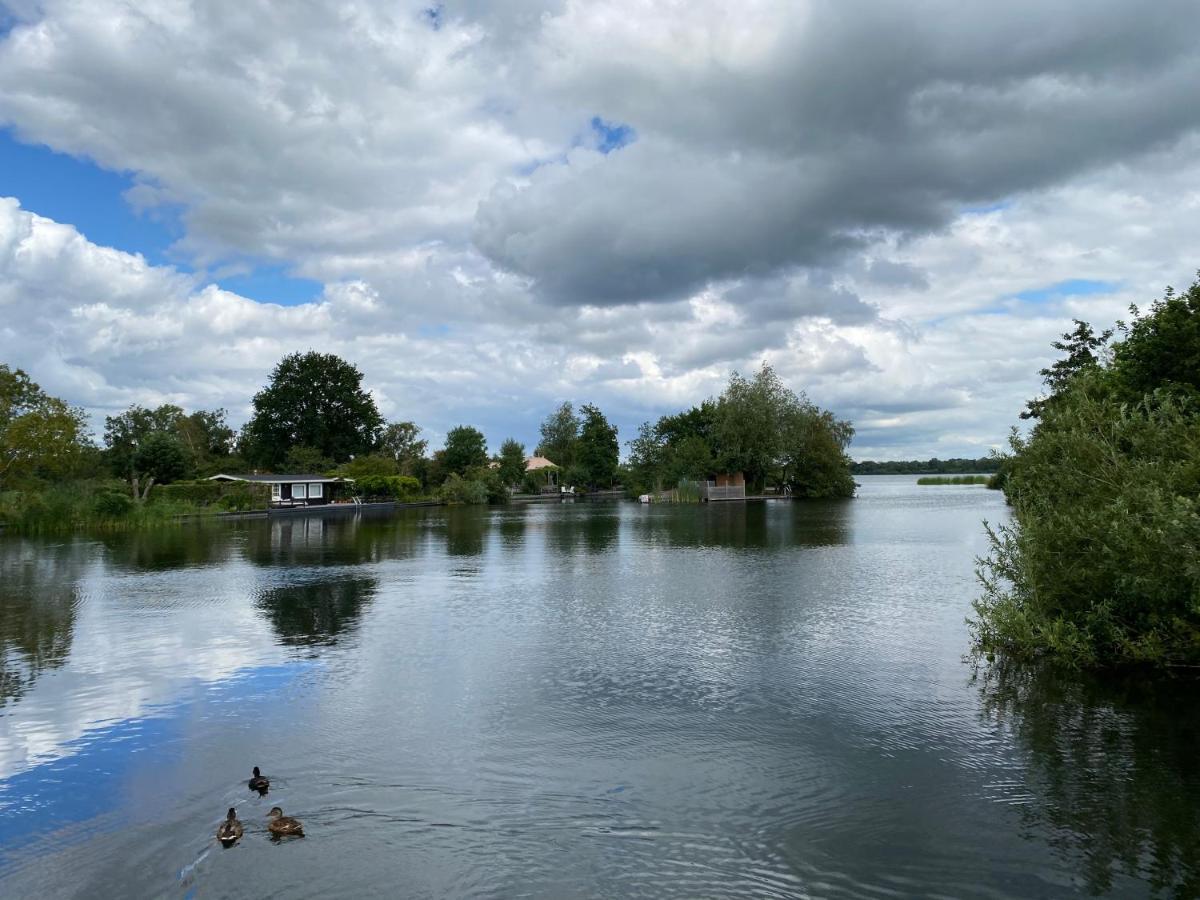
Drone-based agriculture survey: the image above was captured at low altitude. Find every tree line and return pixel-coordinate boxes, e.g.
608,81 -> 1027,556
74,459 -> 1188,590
973,275 -> 1200,668
850,457 -> 1002,475
1,351 -> 855,528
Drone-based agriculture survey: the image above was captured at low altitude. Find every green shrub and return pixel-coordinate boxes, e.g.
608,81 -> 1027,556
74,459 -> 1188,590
972,385 -> 1200,667
439,473 -> 488,505
353,474 -> 421,500
93,489 -> 134,517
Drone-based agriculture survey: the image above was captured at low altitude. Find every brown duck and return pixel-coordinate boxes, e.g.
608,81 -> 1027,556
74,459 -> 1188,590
267,806 -> 304,837
248,766 -> 269,793
216,808 -> 243,845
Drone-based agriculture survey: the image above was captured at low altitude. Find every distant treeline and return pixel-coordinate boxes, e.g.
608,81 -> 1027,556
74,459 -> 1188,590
851,457 -> 1001,475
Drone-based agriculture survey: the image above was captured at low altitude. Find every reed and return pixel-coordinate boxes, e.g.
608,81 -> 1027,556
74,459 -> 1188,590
916,475 -> 990,485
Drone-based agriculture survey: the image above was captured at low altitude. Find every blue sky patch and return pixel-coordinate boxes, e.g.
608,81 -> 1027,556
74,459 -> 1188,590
1013,278 -> 1119,304
214,265 -> 324,306
590,117 -> 635,154
422,4 -> 443,30
0,129 -> 182,266
961,200 -> 1012,216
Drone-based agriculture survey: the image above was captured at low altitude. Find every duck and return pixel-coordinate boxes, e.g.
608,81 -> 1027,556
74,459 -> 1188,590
248,766 -> 269,793
267,806 -> 305,838
216,808 -> 244,845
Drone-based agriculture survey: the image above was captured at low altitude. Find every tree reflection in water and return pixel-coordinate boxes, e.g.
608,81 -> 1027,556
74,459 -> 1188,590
0,541 -> 85,707
254,576 -> 379,647
976,661 -> 1200,898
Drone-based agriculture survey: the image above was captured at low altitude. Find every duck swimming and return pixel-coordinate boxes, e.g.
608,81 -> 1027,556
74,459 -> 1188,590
267,807 -> 304,837
216,808 -> 243,845
248,766 -> 269,793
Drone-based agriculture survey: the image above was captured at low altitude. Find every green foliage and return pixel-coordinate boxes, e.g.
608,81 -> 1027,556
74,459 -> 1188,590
352,474 -> 421,500
380,421 -> 427,471
537,402 -> 580,469
336,453 -> 399,479
715,363 -> 855,497
133,431 -> 189,485
916,475 -> 990,485
575,403 -> 618,489
521,470 -> 545,494
497,438 -> 526,486
1022,319 -> 1113,420
974,277 -> 1200,669
1111,279 -> 1200,401
242,352 -> 384,466
439,472 -> 488,505
442,426 -> 488,476
92,488 -> 134,517
282,444 -> 335,474
1,364 -> 92,489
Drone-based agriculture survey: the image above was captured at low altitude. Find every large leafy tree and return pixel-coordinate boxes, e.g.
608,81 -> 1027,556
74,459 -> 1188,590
496,438 -> 526,486
381,421 -> 428,472
243,352 -> 384,467
537,401 -> 580,468
441,426 -> 488,476
715,363 -> 854,496
104,404 -> 192,499
576,404 -> 618,489
0,364 -> 90,489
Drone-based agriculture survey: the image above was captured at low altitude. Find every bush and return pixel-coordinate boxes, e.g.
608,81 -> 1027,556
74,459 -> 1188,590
352,474 -> 421,500
93,489 -> 134,517
439,473 -> 488,505
972,384 -> 1200,667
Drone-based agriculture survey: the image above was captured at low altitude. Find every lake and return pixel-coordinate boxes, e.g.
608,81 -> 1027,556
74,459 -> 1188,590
1,477 -> 1197,898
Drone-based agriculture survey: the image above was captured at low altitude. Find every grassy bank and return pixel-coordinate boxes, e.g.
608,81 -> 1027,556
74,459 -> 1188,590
0,479 -> 266,534
916,475 -> 991,485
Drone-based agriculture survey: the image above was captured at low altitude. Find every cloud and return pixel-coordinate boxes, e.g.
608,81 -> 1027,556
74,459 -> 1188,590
1,1 -> 1199,459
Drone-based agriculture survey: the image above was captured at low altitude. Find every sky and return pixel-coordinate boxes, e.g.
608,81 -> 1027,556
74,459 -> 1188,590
1,1 -> 1199,461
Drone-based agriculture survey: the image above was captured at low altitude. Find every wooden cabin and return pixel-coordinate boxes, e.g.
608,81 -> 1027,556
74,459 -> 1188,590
207,473 -> 352,508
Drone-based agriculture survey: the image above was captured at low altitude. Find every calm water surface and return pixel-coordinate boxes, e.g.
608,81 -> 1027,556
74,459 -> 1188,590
1,477 -> 1197,898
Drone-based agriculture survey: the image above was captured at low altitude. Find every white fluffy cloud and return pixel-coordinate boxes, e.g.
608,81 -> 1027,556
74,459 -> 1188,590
2,0 -> 1199,458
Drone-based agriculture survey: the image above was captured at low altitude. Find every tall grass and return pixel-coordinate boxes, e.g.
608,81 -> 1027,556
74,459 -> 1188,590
916,475 -> 990,485
0,479 -> 259,534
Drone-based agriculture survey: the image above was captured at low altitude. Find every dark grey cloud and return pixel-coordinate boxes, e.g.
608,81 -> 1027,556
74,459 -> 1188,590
474,0 -> 1200,306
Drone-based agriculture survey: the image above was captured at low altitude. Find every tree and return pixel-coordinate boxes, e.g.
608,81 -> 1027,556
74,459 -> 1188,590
714,364 -> 789,491
576,404 -> 618,489
1111,279 -> 1200,401
1021,320 -> 1113,419
0,365 -> 90,489
242,352 -> 384,467
176,408 -> 235,472
133,431 -> 189,485
537,402 -> 580,468
714,363 -> 854,497
442,426 -> 487,476
627,421 -> 667,493
497,438 -> 526,486
104,404 -> 191,500
381,421 -> 428,472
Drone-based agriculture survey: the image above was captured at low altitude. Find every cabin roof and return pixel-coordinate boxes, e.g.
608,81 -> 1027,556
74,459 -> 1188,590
525,456 -> 558,471
207,473 -> 352,484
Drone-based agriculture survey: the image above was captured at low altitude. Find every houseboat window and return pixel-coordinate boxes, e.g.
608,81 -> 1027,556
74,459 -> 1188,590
271,483 -> 281,500
309,482 -> 323,498
292,483 -> 308,499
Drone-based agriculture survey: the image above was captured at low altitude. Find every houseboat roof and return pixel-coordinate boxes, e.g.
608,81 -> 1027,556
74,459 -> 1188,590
207,473 -> 352,484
